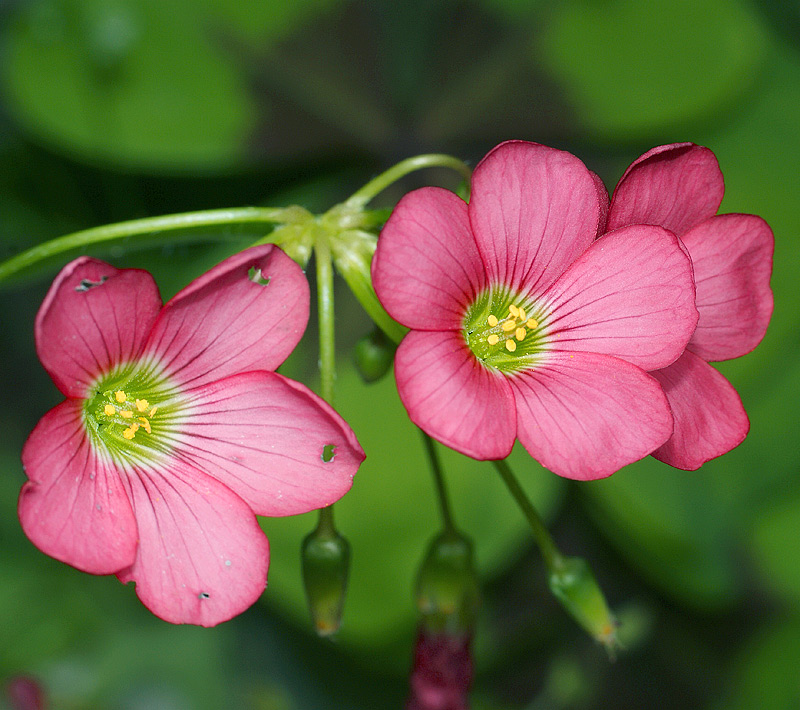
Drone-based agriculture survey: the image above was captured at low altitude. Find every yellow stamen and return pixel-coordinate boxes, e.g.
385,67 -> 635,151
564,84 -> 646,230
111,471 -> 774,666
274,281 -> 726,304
115,391 -> 127,403
509,304 -> 520,317
519,307 -> 527,321
487,314 -> 498,327
135,398 -> 149,412
149,406 -> 158,417
526,318 -> 538,329
505,339 -> 517,352
122,422 -> 139,440
138,417 -> 152,434
502,319 -> 517,332
103,404 -> 115,416
515,327 -> 526,341
120,410 -> 134,419
487,334 -> 500,346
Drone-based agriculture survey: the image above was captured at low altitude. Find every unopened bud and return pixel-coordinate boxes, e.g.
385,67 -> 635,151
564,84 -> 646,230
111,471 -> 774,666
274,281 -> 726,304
302,526 -> 351,636
548,556 -> 619,655
415,530 -> 480,633
353,328 -> 396,383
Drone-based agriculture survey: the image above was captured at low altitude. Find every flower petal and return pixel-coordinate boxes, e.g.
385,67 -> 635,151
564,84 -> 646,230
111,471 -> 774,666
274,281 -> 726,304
372,187 -> 486,330
116,459 -> 269,626
682,214 -> 774,361
511,351 -> 673,480
468,141 -> 601,296
172,371 -> 363,517
142,245 -> 309,388
541,225 -> 698,370
394,330 -> 516,460
19,400 -> 138,574
35,257 -> 162,398
607,143 -> 724,236
650,350 -> 749,470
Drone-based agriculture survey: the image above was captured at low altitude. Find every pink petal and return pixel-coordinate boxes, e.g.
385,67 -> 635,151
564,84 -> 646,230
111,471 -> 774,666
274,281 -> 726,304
19,400 -> 138,574
394,329 -> 516,460
589,169 -> 610,236
116,459 -> 269,626
372,187 -> 487,330
173,371 -> 363,517
650,350 -> 749,470
682,214 -> 774,361
142,245 -> 309,388
468,141 -> 601,296
35,257 -> 162,398
511,351 -> 673,480
541,225 -> 698,370
607,143 -> 724,236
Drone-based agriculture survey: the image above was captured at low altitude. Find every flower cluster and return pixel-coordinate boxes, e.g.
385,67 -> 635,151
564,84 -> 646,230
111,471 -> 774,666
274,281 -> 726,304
372,141 -> 773,479
19,245 -> 364,626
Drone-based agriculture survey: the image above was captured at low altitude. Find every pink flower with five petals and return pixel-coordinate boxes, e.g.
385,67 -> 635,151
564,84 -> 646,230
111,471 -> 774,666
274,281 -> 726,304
19,245 -> 364,626
606,143 -> 774,469
372,141 -> 699,480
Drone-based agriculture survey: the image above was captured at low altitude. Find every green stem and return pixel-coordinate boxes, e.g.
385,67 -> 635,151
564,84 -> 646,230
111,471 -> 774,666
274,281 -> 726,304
0,206 -> 295,283
345,154 -> 472,208
493,459 -> 564,570
420,431 -> 455,532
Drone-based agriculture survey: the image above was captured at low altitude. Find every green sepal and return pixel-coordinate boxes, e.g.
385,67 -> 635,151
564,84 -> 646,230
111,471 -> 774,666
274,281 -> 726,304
353,328 -> 396,383
301,526 -> 351,637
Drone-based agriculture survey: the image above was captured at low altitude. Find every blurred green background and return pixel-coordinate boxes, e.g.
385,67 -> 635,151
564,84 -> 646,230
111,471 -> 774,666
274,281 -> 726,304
1,0 -> 798,707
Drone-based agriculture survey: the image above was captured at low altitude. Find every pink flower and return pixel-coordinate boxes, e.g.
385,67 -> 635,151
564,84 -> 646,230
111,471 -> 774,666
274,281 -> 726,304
605,143 -> 774,469
19,246 -> 364,626
372,141 -> 699,480
407,628 -> 473,710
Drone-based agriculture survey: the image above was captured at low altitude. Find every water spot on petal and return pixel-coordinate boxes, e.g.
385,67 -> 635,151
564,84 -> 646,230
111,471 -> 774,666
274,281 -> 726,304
248,266 -> 271,286
224,560 -> 231,567
75,276 -> 108,292
95,504 -> 102,511
321,444 -> 336,463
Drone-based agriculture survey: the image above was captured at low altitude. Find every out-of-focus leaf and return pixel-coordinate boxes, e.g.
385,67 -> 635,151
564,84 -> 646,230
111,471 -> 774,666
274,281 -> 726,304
538,0 -> 769,141
712,617 -> 800,710
749,491 -> 800,605
1,0 -> 338,171
260,364 -> 564,671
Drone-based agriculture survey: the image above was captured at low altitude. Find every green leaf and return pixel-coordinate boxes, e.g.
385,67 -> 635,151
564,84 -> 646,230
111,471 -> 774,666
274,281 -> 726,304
538,0 -> 769,140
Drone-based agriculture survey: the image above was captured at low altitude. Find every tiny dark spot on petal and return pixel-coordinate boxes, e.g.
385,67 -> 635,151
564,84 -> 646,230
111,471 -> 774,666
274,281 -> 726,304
198,592 -> 210,599
75,276 -> 109,292
321,444 -> 336,463
248,266 -> 271,286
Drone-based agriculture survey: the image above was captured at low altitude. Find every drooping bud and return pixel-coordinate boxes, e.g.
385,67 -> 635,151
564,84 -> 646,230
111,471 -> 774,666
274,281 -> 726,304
547,556 -> 619,655
353,328 -> 396,383
415,530 -> 480,635
301,524 -> 351,637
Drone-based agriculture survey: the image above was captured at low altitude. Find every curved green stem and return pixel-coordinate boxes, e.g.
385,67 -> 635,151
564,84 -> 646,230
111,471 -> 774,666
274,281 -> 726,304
493,459 -> 564,570
345,154 -> 472,208
420,431 -> 455,532
0,206 -> 295,283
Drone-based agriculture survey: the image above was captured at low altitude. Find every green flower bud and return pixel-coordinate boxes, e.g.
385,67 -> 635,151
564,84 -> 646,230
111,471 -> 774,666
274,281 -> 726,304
548,556 -> 619,655
415,530 -> 480,634
353,328 -> 396,383
301,527 -> 351,637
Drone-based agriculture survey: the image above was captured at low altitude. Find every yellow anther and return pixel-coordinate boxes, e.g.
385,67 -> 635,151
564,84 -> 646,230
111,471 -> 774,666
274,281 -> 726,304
103,404 -> 115,416
487,314 -> 498,327
115,391 -> 127,403
515,327 -> 526,341
122,422 -> 139,440
519,307 -> 527,321
509,304 -> 520,318
487,334 -> 500,346
526,318 -> 538,329
138,417 -> 152,434
149,406 -> 158,417
502,319 -> 517,332
505,339 -> 517,352
135,398 -> 149,412
120,410 -> 134,419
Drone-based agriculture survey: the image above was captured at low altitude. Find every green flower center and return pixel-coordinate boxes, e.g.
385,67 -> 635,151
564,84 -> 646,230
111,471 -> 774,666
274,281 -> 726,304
462,289 -> 548,371
83,364 -> 182,462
